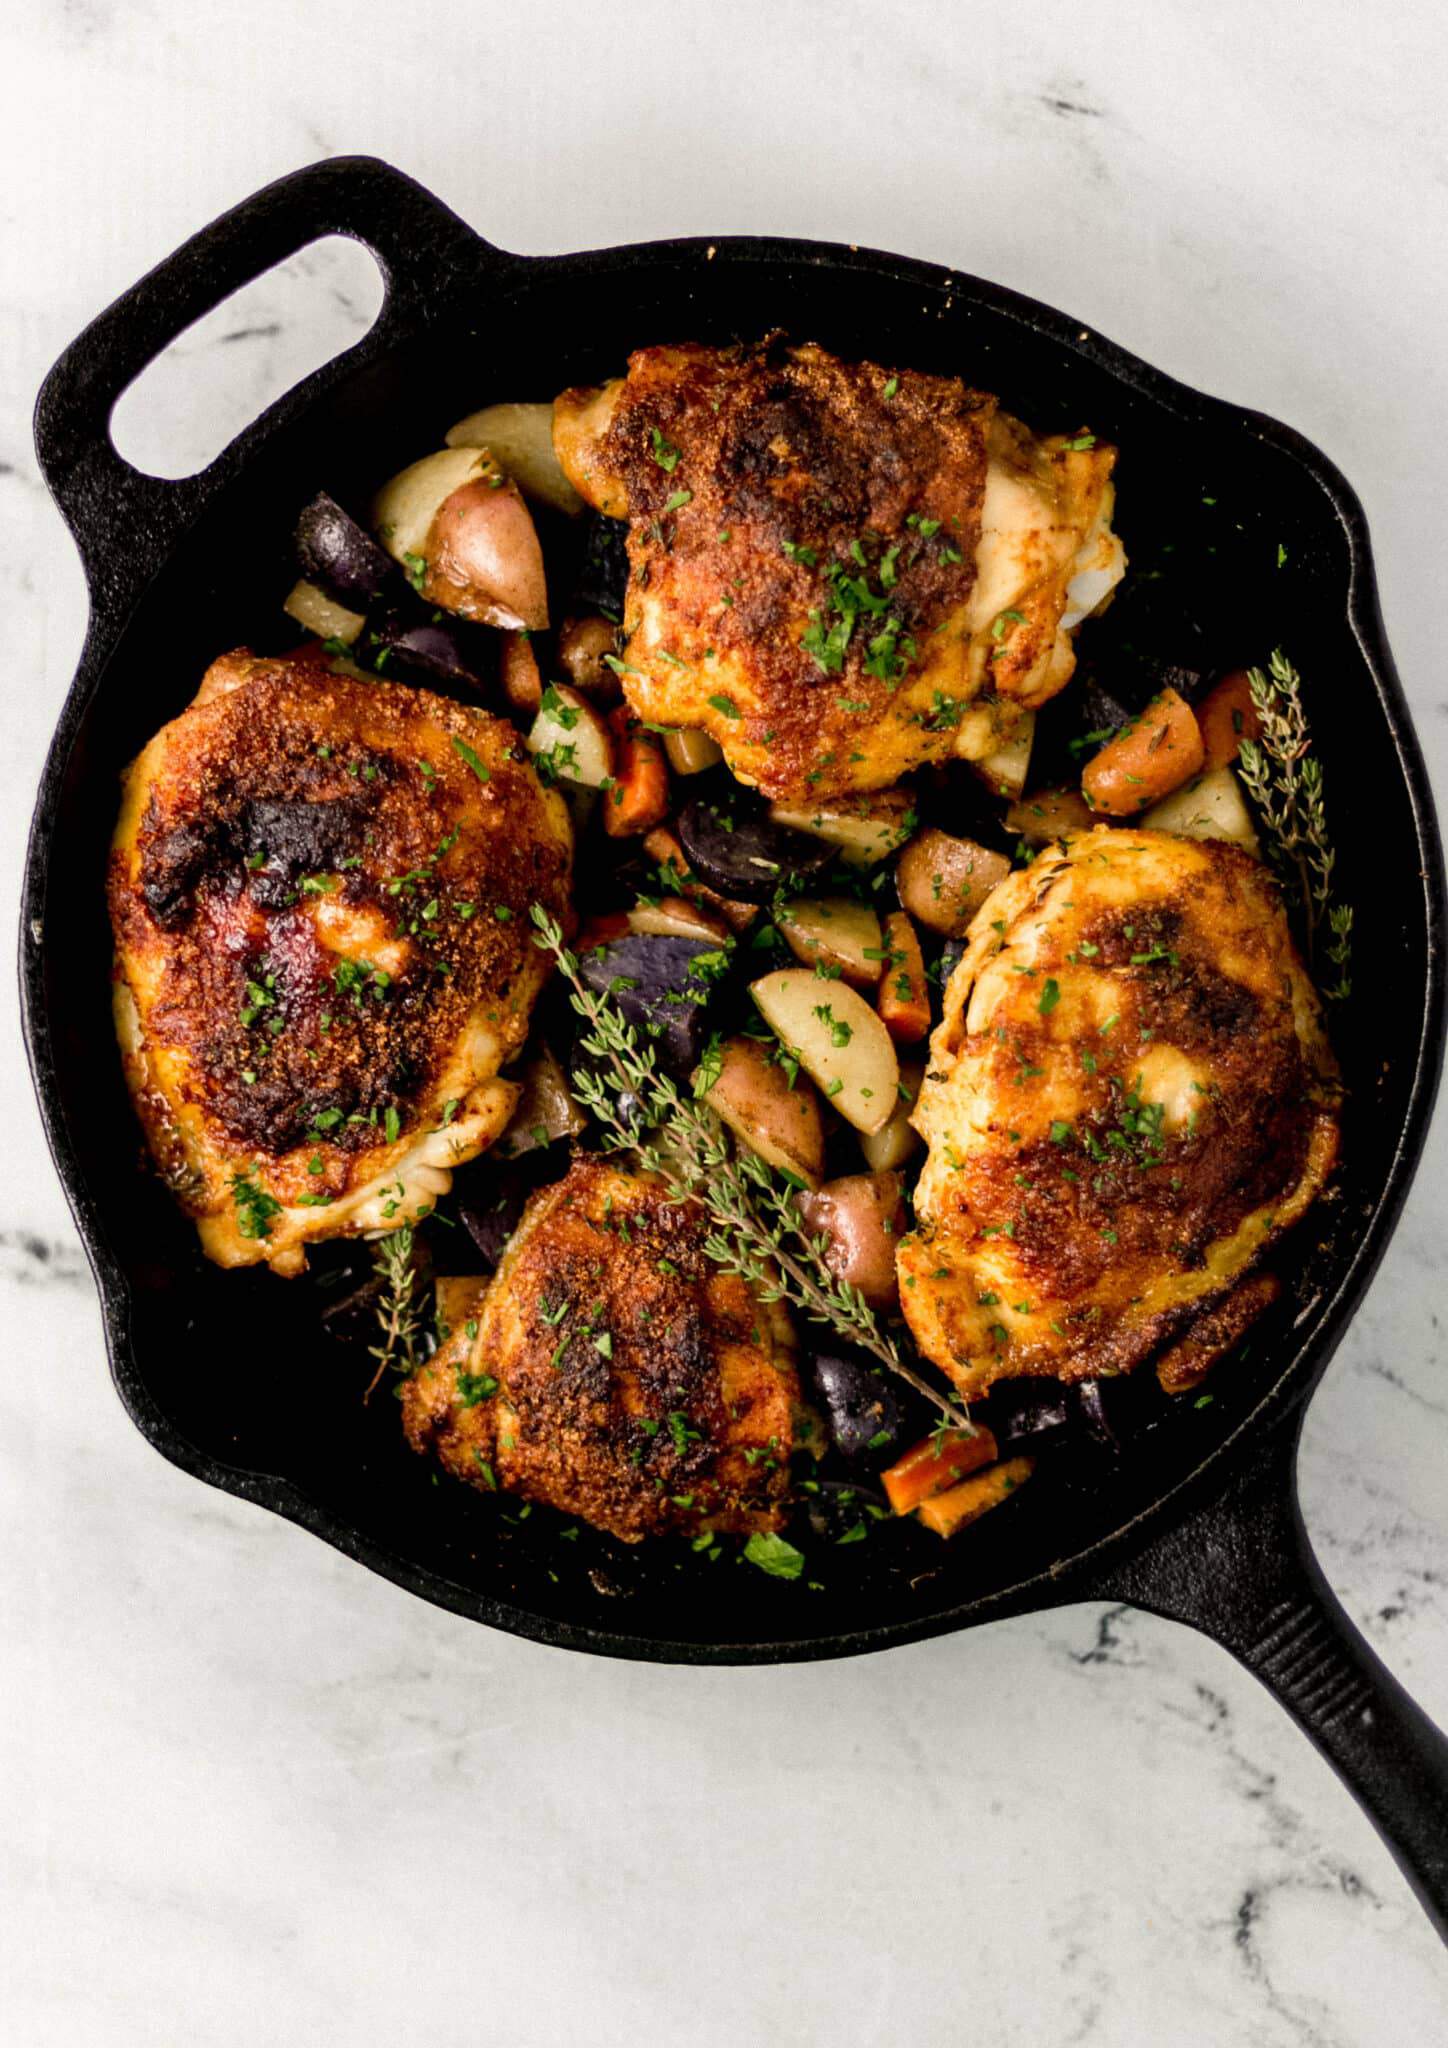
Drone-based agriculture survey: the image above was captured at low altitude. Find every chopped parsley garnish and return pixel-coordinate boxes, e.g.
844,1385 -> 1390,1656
451,735 -> 492,785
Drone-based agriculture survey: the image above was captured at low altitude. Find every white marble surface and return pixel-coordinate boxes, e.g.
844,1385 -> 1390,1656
4,3 -> 1448,2040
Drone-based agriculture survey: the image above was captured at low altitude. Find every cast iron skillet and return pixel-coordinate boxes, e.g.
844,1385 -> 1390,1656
22,157 -> 1448,1934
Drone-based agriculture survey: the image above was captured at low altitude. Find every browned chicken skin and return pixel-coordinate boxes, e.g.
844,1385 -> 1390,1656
401,1157 -> 802,1541
898,829 -> 1340,1399
108,649 -> 573,1273
553,339 -> 1122,802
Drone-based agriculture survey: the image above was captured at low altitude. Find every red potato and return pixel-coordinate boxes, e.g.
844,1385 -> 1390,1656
876,910 -> 930,1045
702,1035 -> 826,1187
372,446 -> 548,632
1081,686 -> 1204,816
499,631 -> 543,716
882,1426 -> 1000,1515
1006,784 -> 1096,848
776,896 -> 884,987
628,896 -> 730,943
798,1171 -> 908,1311
557,613 -> 622,698
1196,669 -> 1263,771
916,1456 -> 1035,1537
445,400 -> 587,516
896,828 -> 1011,937
526,684 -> 615,789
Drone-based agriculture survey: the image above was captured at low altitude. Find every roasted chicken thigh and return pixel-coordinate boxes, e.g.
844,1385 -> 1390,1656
401,1157 -> 801,1541
898,829 -> 1340,1398
108,650 -> 572,1274
553,339 -> 1122,802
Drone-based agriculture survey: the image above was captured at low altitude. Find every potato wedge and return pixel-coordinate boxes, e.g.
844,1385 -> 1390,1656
1006,784 -> 1096,848
371,446 -> 548,632
750,970 -> 900,1135
776,896 -> 883,987
496,1045 -> 588,1159
896,828 -> 1011,937
857,1058 -> 924,1172
769,788 -> 915,867
967,708 -> 1034,800
445,400 -> 586,516
282,577 -> 365,646
798,1171 -> 906,1310
661,728 -> 725,776
628,896 -> 730,943
1141,764 -> 1259,854
526,683 -> 615,789
702,1034 -> 826,1187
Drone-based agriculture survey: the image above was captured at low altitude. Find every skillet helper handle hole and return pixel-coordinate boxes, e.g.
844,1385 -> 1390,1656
1081,1416 -> 1448,1945
32,154 -> 500,591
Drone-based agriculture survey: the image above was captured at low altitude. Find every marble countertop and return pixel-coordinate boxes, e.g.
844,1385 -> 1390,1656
4,4 -> 1447,2041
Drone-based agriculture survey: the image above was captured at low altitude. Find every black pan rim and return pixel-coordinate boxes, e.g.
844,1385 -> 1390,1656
21,185 -> 1448,1663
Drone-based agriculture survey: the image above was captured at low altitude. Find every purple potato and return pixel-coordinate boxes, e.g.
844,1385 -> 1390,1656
372,613 -> 491,689
986,1378 -> 1073,1453
295,491 -> 394,608
677,793 -> 834,904
810,1353 -> 902,1459
575,933 -> 729,1075
458,1177 -> 531,1269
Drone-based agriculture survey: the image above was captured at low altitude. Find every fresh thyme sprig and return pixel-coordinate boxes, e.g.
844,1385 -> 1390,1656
530,906 -> 975,1433
364,1221 -> 427,1400
1237,648 -> 1352,998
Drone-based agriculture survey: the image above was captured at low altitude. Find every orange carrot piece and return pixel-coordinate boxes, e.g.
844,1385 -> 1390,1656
882,1425 -> 999,1516
1081,687 -> 1205,817
917,1456 -> 1035,1538
603,710 -> 670,837
499,631 -> 542,715
877,910 -> 931,1045
1196,669 -> 1262,772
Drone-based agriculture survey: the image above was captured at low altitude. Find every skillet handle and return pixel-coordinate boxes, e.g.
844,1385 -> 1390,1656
1077,1413 -> 1448,1941
32,155 -> 500,597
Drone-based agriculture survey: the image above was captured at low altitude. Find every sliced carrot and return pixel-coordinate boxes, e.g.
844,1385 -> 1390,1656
1081,686 -> 1205,817
882,1425 -> 999,1516
1196,669 -> 1263,772
642,826 -> 757,931
602,709 -> 670,837
499,631 -> 542,715
877,910 -> 931,1045
917,1455 -> 1034,1538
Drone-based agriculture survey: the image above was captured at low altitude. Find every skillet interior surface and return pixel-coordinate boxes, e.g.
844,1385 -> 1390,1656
24,198 -> 1444,1660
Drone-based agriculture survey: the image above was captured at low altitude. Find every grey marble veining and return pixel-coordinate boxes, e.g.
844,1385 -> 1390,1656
3,4 -> 1447,2042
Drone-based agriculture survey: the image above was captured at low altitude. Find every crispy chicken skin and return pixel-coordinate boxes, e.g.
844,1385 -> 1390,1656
552,339 -> 1122,802
898,829 -> 1339,1399
108,650 -> 572,1275
401,1157 -> 802,1542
